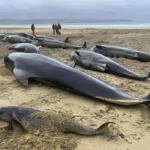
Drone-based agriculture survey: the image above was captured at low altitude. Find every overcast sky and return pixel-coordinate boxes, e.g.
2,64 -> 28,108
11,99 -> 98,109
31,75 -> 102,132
0,0 -> 150,21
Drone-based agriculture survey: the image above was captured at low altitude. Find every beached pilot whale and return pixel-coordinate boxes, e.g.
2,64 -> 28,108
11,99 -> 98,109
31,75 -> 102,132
9,43 -> 41,54
33,38 -> 87,49
4,52 -> 150,106
17,33 -> 70,43
34,35 -> 70,43
3,35 -> 33,43
71,50 -> 150,80
0,34 -> 7,40
89,45 -> 150,62
18,33 -> 35,40
34,35 -> 56,40
0,106 -> 113,136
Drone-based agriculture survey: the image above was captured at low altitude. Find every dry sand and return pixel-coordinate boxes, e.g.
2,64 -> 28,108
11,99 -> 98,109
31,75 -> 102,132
0,28 -> 150,150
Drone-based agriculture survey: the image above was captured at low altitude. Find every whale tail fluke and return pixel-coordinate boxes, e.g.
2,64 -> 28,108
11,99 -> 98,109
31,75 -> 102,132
96,122 -> 114,134
9,47 -> 12,50
144,93 -> 150,100
143,93 -> 150,111
83,42 -> 87,48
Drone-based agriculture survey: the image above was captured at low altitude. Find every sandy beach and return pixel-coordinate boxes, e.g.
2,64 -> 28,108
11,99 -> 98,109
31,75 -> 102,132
0,28 -> 150,150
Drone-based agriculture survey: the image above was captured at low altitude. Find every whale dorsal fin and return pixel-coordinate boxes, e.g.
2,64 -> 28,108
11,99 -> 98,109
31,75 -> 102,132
75,51 -> 81,56
96,45 -> 103,49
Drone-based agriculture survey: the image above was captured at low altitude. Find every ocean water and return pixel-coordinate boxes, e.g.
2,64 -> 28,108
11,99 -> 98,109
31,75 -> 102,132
0,19 -> 150,29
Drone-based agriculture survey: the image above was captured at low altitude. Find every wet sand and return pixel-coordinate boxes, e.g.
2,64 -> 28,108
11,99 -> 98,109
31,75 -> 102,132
0,28 -> 150,149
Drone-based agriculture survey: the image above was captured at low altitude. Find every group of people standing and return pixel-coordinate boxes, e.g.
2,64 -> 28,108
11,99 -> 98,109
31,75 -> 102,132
30,23 -> 62,36
52,23 -> 61,35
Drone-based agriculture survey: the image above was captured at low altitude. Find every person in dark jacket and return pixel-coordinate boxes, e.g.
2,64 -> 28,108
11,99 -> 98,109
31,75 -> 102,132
58,23 -> 61,30
55,24 -> 59,35
52,24 -> 56,34
56,23 -> 61,35
31,24 -> 35,35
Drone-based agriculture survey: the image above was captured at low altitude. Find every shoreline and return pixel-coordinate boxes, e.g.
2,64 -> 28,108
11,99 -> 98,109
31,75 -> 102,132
1,23 -> 150,29
1,28 -> 150,34
1,27 -> 150,30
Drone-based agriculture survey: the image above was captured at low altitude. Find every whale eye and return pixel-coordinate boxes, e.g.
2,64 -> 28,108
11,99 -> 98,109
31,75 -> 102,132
89,56 -> 93,60
4,56 -> 15,71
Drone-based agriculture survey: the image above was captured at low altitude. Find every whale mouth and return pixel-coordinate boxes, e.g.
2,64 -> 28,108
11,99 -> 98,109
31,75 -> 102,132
4,55 -> 15,71
0,111 -> 12,123
96,96 -> 143,106
2,37 -> 8,42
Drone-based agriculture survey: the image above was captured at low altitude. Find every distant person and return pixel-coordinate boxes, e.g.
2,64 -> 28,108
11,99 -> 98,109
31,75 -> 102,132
58,23 -> 61,34
31,24 -> 35,35
52,24 -> 56,34
55,23 -> 61,35
58,23 -> 61,30
55,24 -> 59,35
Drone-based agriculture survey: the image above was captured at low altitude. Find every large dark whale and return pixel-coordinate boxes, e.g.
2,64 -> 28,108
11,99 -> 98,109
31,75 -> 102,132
9,43 -> 41,54
33,38 -> 86,49
4,52 -> 150,106
89,45 -> 150,62
0,106 -> 113,136
71,50 -> 150,80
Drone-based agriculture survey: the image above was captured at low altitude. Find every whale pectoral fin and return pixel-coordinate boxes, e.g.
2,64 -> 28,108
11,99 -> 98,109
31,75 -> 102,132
12,113 -> 22,125
94,63 -> 106,72
12,113 -> 28,132
73,62 -> 77,68
13,68 -> 30,86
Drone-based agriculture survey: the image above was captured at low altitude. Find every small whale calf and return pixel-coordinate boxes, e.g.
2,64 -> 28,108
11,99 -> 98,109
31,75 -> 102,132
0,106 -> 113,136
